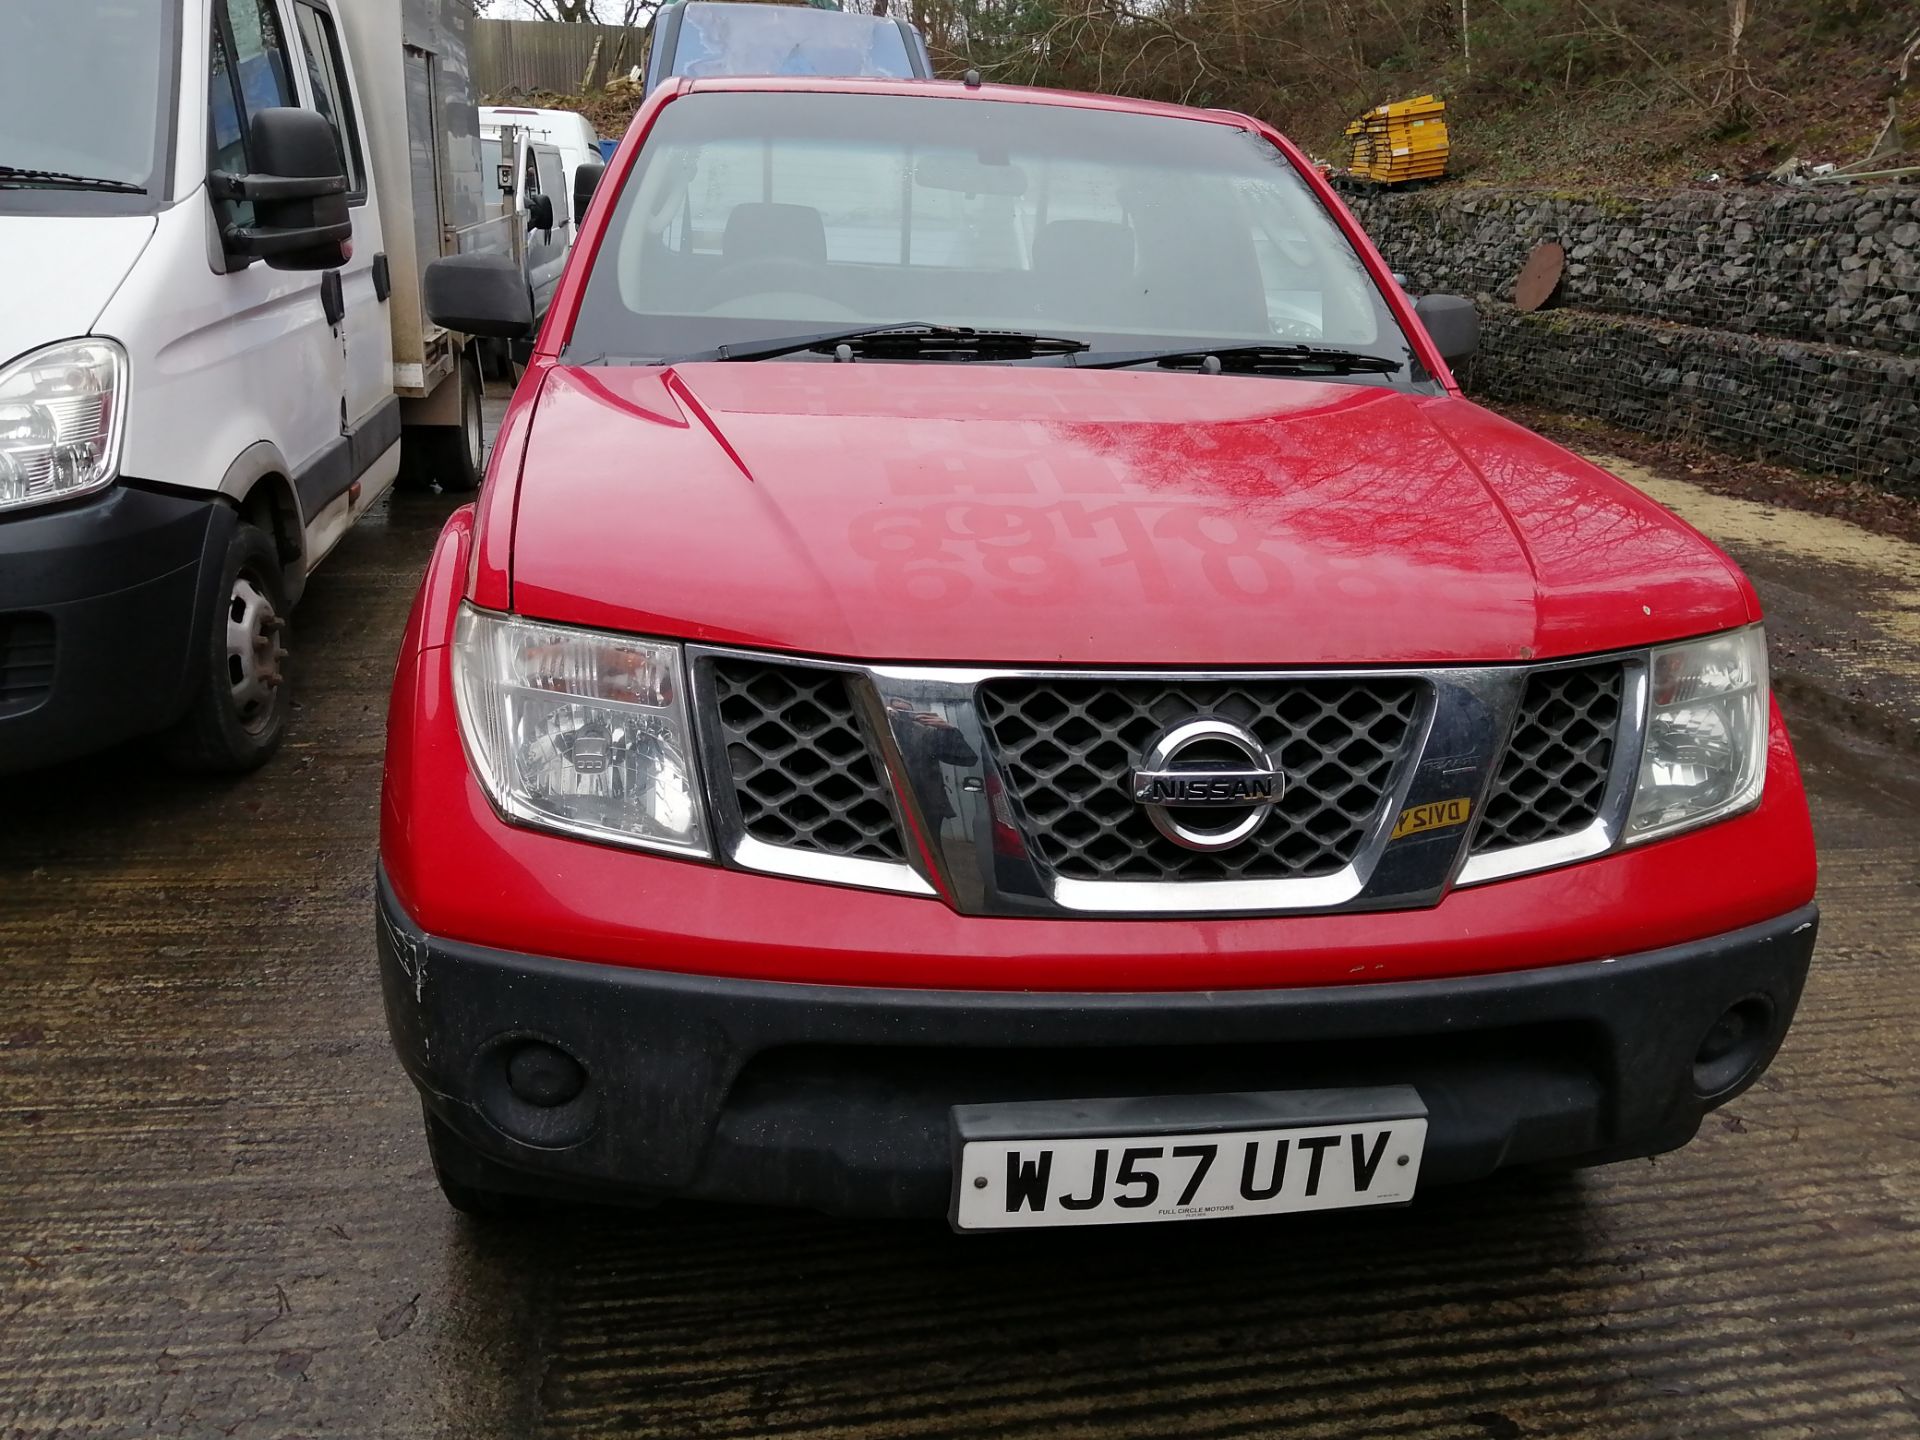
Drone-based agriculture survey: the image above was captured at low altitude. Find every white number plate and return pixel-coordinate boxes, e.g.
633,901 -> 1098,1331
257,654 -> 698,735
953,1115 -> 1427,1230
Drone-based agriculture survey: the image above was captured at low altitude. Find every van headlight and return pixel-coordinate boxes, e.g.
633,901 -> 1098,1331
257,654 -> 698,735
452,605 -> 710,857
0,339 -> 128,514
1625,626 -> 1769,843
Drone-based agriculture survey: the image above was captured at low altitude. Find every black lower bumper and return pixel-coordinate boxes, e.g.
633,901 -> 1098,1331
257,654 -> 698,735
0,484 -> 231,772
376,870 -> 1817,1218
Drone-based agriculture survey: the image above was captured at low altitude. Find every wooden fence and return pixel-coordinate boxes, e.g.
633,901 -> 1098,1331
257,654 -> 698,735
471,19 -> 647,96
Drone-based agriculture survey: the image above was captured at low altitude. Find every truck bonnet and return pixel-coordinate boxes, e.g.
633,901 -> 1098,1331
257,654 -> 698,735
501,360 -> 1754,668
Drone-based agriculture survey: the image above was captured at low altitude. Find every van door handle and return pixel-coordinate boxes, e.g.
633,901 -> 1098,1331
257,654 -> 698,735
321,271 -> 345,329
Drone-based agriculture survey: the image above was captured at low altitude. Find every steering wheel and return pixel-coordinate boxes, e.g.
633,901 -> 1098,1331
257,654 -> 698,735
705,294 -> 864,321
704,256 -> 835,307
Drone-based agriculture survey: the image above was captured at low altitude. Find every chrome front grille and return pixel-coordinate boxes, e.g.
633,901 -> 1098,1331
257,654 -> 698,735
978,676 -> 1424,882
1471,661 -> 1624,855
709,657 -> 908,864
688,646 -> 1648,916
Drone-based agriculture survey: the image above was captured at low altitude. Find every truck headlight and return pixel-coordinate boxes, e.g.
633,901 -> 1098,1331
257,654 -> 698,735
0,339 -> 127,515
1626,626 -> 1768,843
452,605 -> 710,857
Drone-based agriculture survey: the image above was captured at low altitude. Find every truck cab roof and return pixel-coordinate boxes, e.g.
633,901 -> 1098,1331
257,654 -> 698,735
644,2 -> 935,94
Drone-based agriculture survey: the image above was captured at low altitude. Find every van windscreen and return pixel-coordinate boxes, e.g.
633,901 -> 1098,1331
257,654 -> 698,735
2,0 -> 170,200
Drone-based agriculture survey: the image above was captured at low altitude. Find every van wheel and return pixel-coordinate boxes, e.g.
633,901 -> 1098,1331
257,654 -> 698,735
425,1111 -> 532,1220
398,352 -> 485,493
161,522 -> 291,774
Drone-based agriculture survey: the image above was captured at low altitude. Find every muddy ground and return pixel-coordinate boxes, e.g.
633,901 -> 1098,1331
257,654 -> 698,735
3,394 -> 1916,1438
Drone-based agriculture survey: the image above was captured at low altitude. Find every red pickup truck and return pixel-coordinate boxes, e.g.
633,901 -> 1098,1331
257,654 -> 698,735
379,76 -> 1818,1228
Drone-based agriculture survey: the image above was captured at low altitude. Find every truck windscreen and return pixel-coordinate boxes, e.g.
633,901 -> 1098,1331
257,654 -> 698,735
1,0 -> 173,203
565,92 -> 1412,371
669,5 -> 914,82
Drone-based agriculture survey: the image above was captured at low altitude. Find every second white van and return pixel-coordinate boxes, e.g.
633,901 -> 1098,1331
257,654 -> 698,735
479,106 -> 601,320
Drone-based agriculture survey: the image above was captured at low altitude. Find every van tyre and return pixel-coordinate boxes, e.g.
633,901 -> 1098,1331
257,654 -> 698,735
399,351 -> 485,493
161,522 -> 292,774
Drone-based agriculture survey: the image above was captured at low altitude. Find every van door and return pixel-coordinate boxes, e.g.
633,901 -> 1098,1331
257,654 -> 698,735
209,0 -> 343,522
290,0 -> 397,492
524,143 -> 569,318
538,139 -> 573,250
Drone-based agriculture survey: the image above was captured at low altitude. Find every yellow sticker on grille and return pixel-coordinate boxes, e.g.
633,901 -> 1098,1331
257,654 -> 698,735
1390,797 -> 1473,840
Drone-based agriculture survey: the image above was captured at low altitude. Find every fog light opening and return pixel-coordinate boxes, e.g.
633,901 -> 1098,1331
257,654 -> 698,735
474,1034 -> 599,1149
1693,996 -> 1775,1097
506,1041 -> 588,1108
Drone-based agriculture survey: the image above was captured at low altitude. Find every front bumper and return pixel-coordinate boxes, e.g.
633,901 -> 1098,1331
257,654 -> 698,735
376,869 -> 1818,1218
0,483 -> 231,772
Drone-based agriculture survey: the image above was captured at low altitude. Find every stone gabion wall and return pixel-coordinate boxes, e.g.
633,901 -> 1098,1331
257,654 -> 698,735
1345,186 -> 1920,494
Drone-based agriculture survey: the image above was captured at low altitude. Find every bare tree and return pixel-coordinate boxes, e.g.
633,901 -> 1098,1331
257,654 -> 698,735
510,0 -> 654,24
516,0 -> 606,20
1714,0 -> 1753,120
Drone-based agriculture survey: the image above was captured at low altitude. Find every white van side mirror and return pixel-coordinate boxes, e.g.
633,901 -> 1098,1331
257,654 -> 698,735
574,161 -> 607,225
212,108 -> 352,272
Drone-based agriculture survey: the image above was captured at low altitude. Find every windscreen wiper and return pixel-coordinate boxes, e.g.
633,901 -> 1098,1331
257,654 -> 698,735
1071,343 -> 1403,375
663,323 -> 1089,365
0,165 -> 145,194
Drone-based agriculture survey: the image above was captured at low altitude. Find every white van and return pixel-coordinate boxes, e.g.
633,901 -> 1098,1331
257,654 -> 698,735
1,0 -> 509,774
478,107 -> 601,321
480,106 -> 602,206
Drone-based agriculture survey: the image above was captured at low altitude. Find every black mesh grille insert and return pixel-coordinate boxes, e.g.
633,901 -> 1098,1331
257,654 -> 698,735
0,613 -> 54,719
979,677 -> 1424,882
1472,662 -> 1625,854
711,659 -> 907,864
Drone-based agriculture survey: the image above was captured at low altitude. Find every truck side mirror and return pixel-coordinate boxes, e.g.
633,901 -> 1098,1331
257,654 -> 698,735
1414,294 -> 1479,363
528,191 -> 555,236
573,161 -> 606,225
214,108 -> 352,272
425,254 -> 534,338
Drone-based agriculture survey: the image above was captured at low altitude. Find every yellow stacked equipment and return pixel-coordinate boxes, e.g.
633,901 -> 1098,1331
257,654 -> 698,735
1347,95 -> 1449,184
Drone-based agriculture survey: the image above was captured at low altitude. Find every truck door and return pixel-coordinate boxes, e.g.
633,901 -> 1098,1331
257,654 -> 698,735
524,143 -> 569,319
290,0 -> 396,484
209,0 -> 343,520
